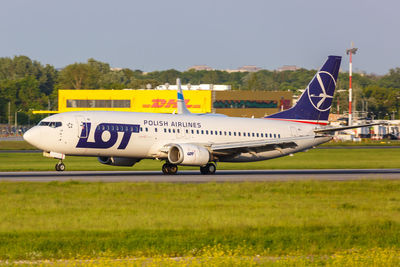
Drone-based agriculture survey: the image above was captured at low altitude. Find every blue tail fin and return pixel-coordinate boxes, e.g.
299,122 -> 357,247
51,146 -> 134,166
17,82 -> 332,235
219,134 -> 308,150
266,55 -> 341,125
176,78 -> 191,115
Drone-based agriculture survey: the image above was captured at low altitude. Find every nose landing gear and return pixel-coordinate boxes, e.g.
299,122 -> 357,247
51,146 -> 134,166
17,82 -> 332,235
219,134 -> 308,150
55,161 -> 65,171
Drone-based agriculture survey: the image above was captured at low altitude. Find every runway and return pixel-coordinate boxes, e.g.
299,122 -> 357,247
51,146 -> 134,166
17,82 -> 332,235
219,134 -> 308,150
1,169 -> 400,182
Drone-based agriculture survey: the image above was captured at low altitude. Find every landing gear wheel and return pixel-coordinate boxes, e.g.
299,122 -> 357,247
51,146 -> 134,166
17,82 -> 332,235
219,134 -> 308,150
169,164 -> 178,174
162,163 -> 170,174
200,162 -> 216,175
162,163 -> 178,175
55,162 -> 65,172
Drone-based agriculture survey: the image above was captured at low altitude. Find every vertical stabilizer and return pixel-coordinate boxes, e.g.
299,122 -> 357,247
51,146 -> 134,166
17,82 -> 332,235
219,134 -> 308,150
266,55 -> 341,125
177,78 -> 191,115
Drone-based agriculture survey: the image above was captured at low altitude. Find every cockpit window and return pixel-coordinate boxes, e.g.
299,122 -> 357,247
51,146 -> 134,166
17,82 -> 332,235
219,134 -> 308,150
38,121 -> 50,126
38,121 -> 62,128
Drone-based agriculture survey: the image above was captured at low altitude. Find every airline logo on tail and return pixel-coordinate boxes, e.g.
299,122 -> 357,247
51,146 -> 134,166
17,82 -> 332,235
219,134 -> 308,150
265,55 -> 341,124
307,71 -> 336,112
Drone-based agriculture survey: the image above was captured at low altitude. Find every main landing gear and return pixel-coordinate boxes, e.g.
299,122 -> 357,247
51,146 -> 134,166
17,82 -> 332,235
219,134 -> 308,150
200,162 -> 216,175
55,161 -> 65,171
162,163 -> 178,175
161,162 -> 217,175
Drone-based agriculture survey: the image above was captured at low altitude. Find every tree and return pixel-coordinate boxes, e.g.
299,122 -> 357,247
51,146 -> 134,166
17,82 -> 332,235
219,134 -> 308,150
379,68 -> 400,89
58,63 -> 90,89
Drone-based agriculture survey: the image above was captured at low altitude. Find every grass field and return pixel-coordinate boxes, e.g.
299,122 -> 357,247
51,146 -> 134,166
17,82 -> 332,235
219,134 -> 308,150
0,181 -> 400,265
1,141 -> 400,265
0,147 -> 399,172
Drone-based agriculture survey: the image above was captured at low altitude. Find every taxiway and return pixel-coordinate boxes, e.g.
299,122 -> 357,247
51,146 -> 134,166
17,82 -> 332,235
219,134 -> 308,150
0,169 -> 399,182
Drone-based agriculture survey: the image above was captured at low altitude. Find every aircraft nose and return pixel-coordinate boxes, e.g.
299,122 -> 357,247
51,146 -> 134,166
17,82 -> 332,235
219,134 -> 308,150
23,127 -> 42,148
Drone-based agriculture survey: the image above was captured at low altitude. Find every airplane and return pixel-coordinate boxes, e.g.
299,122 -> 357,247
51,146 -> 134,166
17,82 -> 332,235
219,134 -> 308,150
23,55 -> 379,174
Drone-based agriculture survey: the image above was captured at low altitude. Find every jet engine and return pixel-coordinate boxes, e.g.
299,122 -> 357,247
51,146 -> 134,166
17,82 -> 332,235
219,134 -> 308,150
168,144 -> 210,166
98,156 -> 140,166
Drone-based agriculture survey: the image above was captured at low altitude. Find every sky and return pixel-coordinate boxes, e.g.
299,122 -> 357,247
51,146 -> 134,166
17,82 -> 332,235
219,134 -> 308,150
0,0 -> 399,74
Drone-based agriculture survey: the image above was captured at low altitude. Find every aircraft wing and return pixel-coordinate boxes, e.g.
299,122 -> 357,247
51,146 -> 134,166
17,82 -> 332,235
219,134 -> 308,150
314,122 -> 384,134
208,136 -> 313,156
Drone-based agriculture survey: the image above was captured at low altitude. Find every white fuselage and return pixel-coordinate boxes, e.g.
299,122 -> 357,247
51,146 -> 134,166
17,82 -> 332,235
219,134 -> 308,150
24,111 -> 331,163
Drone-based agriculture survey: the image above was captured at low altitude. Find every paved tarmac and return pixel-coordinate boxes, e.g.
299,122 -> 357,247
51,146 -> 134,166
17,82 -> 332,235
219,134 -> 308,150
1,169 -> 399,182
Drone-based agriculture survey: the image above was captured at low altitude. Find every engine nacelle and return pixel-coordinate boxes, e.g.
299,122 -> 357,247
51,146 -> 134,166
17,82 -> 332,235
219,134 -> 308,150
168,144 -> 210,166
98,156 -> 139,166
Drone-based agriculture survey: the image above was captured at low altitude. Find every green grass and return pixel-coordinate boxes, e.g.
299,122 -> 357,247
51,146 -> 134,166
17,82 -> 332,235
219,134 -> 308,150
321,139 -> 400,147
0,148 -> 399,171
0,181 -> 400,260
0,140 -> 36,150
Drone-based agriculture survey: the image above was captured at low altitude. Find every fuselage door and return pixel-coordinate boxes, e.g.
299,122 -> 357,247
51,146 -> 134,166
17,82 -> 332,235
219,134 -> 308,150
75,115 -> 88,138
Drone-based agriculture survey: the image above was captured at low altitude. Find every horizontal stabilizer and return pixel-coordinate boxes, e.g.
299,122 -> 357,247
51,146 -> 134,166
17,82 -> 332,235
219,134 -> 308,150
314,122 -> 385,134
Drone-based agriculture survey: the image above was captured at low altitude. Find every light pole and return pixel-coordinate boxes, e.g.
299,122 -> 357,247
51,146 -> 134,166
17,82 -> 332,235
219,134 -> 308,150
346,42 -> 358,126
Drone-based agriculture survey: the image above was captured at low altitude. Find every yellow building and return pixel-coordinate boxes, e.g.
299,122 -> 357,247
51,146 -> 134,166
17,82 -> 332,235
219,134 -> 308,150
34,89 -> 292,118
37,89 -> 211,114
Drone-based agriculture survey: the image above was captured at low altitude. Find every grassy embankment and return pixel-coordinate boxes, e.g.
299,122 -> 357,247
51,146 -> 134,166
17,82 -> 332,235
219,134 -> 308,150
1,147 -> 399,171
0,181 -> 400,265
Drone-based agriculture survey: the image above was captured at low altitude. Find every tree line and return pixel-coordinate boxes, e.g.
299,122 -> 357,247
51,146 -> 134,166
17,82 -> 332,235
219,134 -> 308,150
0,55 -> 399,124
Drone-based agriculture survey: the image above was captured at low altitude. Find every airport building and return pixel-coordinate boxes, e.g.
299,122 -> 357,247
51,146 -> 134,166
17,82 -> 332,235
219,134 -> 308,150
34,88 -> 293,118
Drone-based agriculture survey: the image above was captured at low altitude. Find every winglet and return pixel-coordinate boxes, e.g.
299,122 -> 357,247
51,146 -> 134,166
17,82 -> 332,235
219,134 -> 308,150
177,78 -> 191,115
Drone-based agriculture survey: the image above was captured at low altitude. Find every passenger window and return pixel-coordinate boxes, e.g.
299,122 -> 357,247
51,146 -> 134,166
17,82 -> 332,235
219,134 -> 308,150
172,129 -> 175,133
261,133 -> 263,137
256,133 -> 259,137
229,132 -> 231,136
206,130 -> 208,135
219,131 -> 222,135
210,131 -> 213,135
145,128 -> 148,132
248,133 -> 250,137
197,130 -> 199,134
274,134 -> 276,138
270,133 -> 272,138
164,128 -> 167,133
234,132 -> 236,136
177,129 -> 180,133
224,131 -> 227,136
252,133 -> 255,137
155,128 -> 158,132
168,129 -> 171,133
186,129 -> 188,134
238,132 -> 241,136
140,127 -> 142,132
278,134 -> 281,138
201,130 -> 204,134
191,130 -> 194,134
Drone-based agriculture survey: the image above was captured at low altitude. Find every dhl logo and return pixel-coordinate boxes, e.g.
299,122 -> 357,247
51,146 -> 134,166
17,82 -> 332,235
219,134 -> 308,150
142,99 -> 201,109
